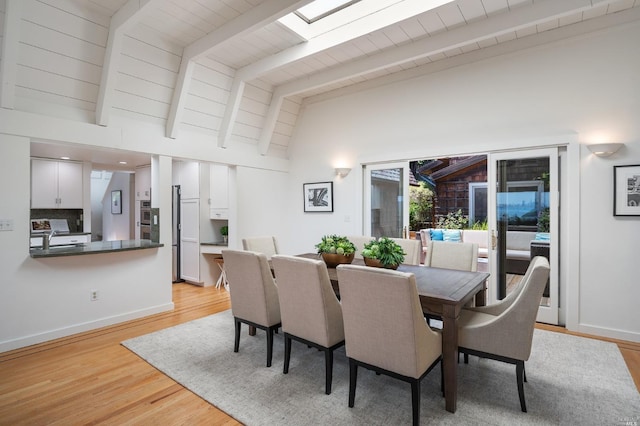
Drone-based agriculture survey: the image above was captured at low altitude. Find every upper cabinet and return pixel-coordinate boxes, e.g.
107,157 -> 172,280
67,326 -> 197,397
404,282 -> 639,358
177,161 -> 201,200
31,159 -> 83,209
209,164 -> 229,219
135,166 -> 151,201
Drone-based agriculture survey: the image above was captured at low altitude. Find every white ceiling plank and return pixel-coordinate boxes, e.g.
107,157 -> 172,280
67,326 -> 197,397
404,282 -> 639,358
96,0 -> 160,126
272,0 -> 609,98
166,0 -> 312,139
0,0 -> 22,109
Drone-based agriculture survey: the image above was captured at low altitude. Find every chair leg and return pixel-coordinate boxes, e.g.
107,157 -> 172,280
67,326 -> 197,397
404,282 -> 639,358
234,318 -> 241,353
325,349 -> 333,395
523,363 -> 527,383
411,379 -> 421,426
283,335 -> 292,374
464,353 -> 469,364
516,360 -> 527,412
266,327 -> 274,368
348,359 -> 358,408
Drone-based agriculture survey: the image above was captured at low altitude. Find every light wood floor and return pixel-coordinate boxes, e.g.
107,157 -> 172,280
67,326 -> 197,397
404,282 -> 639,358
1,283 -> 638,425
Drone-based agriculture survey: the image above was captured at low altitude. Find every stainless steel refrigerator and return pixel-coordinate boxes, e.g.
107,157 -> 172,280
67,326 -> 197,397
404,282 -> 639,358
172,185 -> 183,283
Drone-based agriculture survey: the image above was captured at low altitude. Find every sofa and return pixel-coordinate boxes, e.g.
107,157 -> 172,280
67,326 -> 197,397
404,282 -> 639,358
417,228 -> 544,274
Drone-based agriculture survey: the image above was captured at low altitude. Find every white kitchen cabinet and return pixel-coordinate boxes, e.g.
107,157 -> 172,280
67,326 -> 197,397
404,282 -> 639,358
209,164 -> 229,219
30,233 -> 91,248
176,161 -> 200,200
180,198 -> 201,284
31,159 -> 83,209
135,166 -> 151,200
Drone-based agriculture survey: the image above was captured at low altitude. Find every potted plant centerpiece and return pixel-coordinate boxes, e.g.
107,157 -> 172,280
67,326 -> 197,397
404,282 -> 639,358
220,225 -> 228,244
361,237 -> 405,269
315,234 -> 356,268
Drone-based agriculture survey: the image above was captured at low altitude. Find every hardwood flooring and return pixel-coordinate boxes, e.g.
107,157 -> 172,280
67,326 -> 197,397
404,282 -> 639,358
0,283 -> 638,425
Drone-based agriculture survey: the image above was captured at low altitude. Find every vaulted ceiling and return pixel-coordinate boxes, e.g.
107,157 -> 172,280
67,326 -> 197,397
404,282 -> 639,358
3,0 -> 639,163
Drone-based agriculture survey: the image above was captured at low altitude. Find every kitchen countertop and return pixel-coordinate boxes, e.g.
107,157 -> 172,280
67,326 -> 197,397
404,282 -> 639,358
200,241 -> 228,246
30,239 -> 163,258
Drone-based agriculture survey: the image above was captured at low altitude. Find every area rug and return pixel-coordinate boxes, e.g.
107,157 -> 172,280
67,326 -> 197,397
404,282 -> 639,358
122,310 -> 640,425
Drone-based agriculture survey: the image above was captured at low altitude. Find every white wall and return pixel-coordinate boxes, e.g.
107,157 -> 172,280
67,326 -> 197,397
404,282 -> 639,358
286,22 -> 640,342
101,172 -> 132,241
0,134 -> 173,352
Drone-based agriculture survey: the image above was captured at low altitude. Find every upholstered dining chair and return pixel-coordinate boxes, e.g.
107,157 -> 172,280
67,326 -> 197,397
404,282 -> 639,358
242,236 -> 279,260
222,249 -> 281,367
336,264 -> 442,426
424,240 -> 479,271
347,235 -> 374,257
271,255 -> 345,395
457,256 -> 550,412
389,237 -> 422,265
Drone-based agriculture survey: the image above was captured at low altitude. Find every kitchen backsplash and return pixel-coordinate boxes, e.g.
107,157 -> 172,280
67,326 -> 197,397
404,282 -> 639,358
30,209 -> 83,233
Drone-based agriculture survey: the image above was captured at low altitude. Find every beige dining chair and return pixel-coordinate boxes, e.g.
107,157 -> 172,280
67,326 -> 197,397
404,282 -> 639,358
389,237 -> 421,265
347,235 -> 375,257
458,256 -> 550,412
336,264 -> 442,426
271,255 -> 345,395
222,249 -> 281,367
242,236 -> 279,260
424,240 -> 479,271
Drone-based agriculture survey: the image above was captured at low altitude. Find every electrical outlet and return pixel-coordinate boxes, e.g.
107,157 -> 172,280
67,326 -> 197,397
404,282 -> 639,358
90,290 -> 99,301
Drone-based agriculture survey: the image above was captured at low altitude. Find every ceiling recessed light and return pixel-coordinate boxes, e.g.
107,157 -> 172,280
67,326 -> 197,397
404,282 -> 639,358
119,161 -> 127,165
60,156 -> 70,160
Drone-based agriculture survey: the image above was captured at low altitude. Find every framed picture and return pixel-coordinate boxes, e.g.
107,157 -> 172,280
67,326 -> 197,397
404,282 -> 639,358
614,165 -> 640,216
303,182 -> 333,212
111,190 -> 122,215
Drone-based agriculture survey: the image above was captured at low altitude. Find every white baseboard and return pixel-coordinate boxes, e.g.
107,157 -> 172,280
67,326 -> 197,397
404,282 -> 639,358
0,303 -> 175,353
574,323 -> 640,344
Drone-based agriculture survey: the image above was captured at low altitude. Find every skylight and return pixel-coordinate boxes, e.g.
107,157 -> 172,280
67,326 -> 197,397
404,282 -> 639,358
295,0 -> 361,24
279,0 -> 454,41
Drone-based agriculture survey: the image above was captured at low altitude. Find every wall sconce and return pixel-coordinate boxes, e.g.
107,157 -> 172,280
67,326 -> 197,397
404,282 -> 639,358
587,143 -> 624,157
335,167 -> 351,178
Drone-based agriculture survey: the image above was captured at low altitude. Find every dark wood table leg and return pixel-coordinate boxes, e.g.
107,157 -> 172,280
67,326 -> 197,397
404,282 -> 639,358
475,281 -> 487,307
441,304 -> 459,413
249,325 -> 256,336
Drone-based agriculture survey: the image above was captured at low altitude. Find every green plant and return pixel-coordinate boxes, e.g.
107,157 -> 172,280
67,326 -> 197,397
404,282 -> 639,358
437,209 -> 468,229
409,183 -> 434,230
361,237 -> 405,267
315,235 -> 356,256
470,219 -> 488,230
537,208 -> 550,232
220,225 -> 228,236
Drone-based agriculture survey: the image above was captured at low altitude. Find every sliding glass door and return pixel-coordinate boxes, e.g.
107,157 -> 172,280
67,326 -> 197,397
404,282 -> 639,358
364,162 -> 410,238
488,148 -> 559,324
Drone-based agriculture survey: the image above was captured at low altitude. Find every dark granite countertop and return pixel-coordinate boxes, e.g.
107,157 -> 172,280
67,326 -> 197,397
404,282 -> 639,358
30,239 -> 163,258
200,241 -> 228,246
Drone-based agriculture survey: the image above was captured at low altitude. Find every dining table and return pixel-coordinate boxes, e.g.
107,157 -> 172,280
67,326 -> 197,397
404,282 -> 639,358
295,253 -> 490,413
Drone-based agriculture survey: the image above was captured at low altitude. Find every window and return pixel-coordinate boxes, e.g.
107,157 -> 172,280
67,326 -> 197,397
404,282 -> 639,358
295,0 -> 361,24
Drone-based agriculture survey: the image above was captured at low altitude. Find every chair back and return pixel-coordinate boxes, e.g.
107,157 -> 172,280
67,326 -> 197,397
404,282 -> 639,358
336,265 -> 441,378
242,236 -> 279,259
347,235 -> 375,257
460,256 -> 550,360
425,240 -> 478,271
389,237 -> 421,265
271,255 -> 344,348
222,250 -> 281,327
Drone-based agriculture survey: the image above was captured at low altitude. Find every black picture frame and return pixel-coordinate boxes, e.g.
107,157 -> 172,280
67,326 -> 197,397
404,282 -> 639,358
303,182 -> 333,212
111,190 -> 122,215
614,165 -> 640,216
